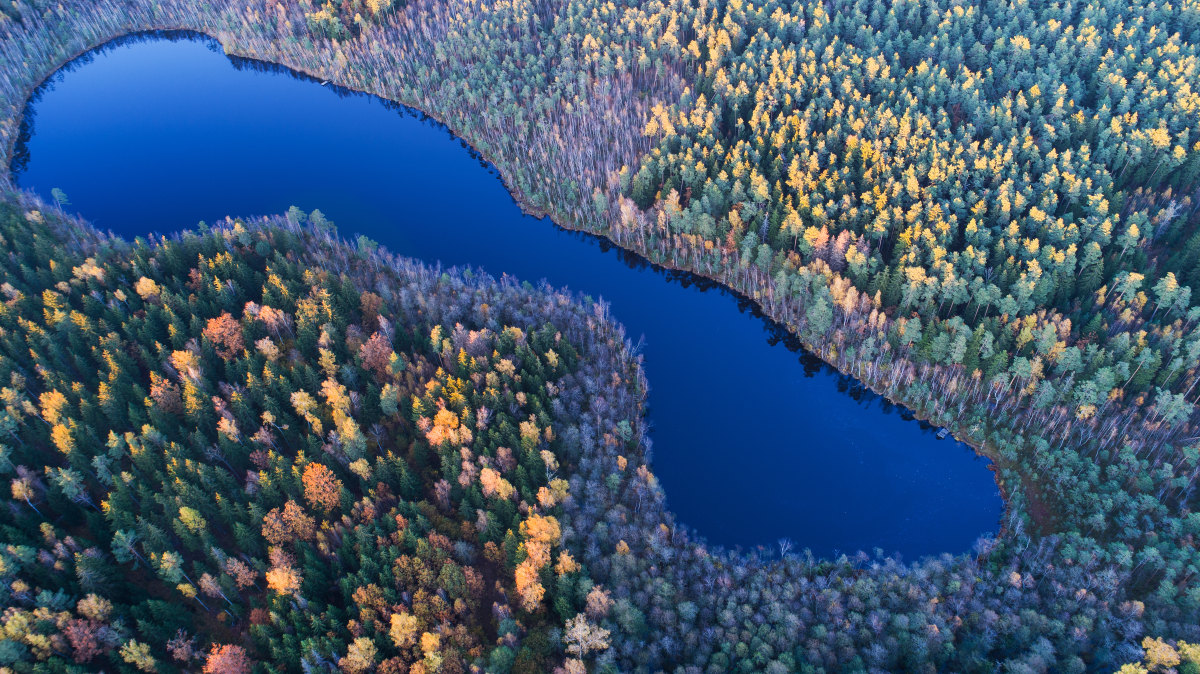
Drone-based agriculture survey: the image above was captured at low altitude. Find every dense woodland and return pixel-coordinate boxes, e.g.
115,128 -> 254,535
0,0 -> 1198,671
0,191 -> 648,672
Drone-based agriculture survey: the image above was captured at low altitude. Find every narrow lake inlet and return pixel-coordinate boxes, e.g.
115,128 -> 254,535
14,33 -> 1004,558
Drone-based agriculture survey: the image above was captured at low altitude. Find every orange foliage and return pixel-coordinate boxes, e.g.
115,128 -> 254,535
514,560 -> 545,611
514,514 -> 561,611
425,406 -> 468,446
555,550 -> 579,576
257,305 -> 292,336
302,463 -> 343,512
224,558 -> 258,589
519,514 -> 561,568
149,373 -> 182,414
479,467 -> 515,500
202,312 -> 245,360
352,583 -> 388,616
263,500 -> 316,545
266,565 -> 302,596
360,291 -> 383,331
585,586 -> 613,618
281,500 -> 316,539
202,644 -> 252,674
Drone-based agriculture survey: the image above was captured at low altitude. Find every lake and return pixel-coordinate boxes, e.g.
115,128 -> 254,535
13,32 -> 1003,558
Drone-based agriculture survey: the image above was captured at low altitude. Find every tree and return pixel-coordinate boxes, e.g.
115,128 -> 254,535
156,551 -> 186,585
514,560 -> 545,611
203,644 -> 253,674
63,618 -> 102,663
302,462 -> 342,512
50,187 -> 69,210
224,558 -> 258,590
360,332 -> 394,378
11,475 -> 42,516
263,500 -> 316,544
339,637 -> 378,673
167,630 -> 198,663
149,374 -> 183,414
564,614 -> 611,657
480,467 -> 515,500
585,586 -> 612,618
266,565 -> 302,596
203,313 -> 245,360
365,0 -> 392,16
120,640 -> 156,672
112,530 -> 148,567
806,296 -> 833,337
1141,637 -> 1181,671
179,506 -> 207,535
360,291 -> 384,330
134,276 -> 161,302
282,500 -> 316,540
389,612 -> 420,649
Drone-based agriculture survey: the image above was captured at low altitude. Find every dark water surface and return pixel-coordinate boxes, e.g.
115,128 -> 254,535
14,33 -> 1003,558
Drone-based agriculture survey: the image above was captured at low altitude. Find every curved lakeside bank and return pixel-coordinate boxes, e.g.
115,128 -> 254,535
12,33 -> 1004,557
0,3 -> 1020,489
0,13 -> 1028,486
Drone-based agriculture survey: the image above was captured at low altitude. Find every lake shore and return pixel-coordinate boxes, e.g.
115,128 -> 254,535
13,32 -> 1004,557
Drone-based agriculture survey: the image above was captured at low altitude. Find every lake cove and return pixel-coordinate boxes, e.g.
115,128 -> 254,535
14,33 -> 1003,558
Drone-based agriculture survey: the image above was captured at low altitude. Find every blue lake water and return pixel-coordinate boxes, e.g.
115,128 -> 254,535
12,33 -> 1003,558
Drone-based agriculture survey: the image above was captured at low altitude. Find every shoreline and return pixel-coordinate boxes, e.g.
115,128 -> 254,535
4,27 -> 1018,556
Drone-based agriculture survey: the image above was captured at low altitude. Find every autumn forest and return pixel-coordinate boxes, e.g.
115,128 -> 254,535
0,0 -> 1199,672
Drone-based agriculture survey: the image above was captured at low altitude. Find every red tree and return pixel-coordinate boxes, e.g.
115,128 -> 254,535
359,332 -> 394,379
63,619 -> 102,663
203,313 -> 245,360
203,644 -> 253,674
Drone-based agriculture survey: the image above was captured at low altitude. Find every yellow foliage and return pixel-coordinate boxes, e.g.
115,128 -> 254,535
39,390 -> 68,425
419,631 -> 440,655
555,550 -> 580,575
479,467 -> 515,500
514,559 -> 545,611
389,612 -> 420,648
266,565 -> 302,595
134,276 -> 161,300
51,423 -> 74,454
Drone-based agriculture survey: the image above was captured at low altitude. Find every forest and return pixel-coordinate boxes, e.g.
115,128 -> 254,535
0,0 -> 1197,671
0,190 -> 649,672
